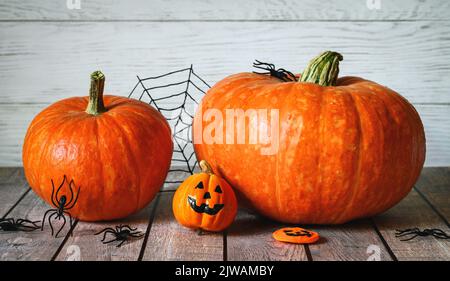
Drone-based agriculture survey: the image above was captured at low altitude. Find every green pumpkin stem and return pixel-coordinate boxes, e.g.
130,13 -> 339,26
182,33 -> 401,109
86,71 -> 107,115
200,160 -> 213,174
300,51 -> 343,86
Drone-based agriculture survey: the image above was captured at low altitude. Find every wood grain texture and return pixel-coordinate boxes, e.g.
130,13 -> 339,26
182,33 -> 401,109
54,200 -> 156,261
227,210 -> 307,261
373,189 -> 450,261
308,220 -> 393,261
2,104 -> 448,167
0,168 -> 29,217
0,191 -> 70,260
0,21 -> 449,104
141,192 -> 223,260
0,167 -> 449,260
414,167 -> 450,224
0,0 -> 449,21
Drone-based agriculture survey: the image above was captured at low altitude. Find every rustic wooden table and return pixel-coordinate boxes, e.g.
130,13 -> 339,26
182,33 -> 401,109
0,167 -> 448,261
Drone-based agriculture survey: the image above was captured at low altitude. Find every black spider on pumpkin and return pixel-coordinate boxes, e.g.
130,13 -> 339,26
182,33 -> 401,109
0,218 -> 41,232
95,225 -> 144,247
395,228 -> 450,241
41,175 -> 80,237
253,60 -> 297,82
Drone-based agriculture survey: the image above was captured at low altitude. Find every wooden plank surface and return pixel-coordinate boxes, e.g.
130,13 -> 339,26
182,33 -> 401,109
309,220 -> 393,261
0,168 -> 29,217
1,0 -> 449,21
227,210 -> 308,261
54,200 -> 157,261
141,192 -> 224,260
2,104 -> 448,167
1,21 -> 449,104
414,167 -> 450,225
0,167 -> 449,260
373,189 -> 450,261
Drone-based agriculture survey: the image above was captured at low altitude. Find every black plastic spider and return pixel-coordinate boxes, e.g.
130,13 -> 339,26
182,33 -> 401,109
253,60 -> 297,82
95,225 -> 144,247
0,218 -> 41,232
41,175 -> 80,237
395,228 -> 450,241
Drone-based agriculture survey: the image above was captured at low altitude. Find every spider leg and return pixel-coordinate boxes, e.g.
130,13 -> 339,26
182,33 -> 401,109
430,229 -> 450,239
121,225 -> 137,232
395,232 -> 415,238
102,238 -> 119,244
63,211 -> 73,228
65,186 -> 80,210
5,218 -> 15,224
55,214 -> 67,238
253,65 -> 271,72
252,71 -> 270,76
50,179 -> 58,207
129,232 -> 144,238
55,175 -> 67,205
99,230 -> 116,242
64,179 -> 75,207
41,209 -> 55,231
396,228 -> 419,234
395,228 -> 419,237
16,219 -> 41,231
94,227 -> 115,236
400,234 -> 419,242
253,59 -> 264,65
117,239 -> 126,248
47,212 -> 57,236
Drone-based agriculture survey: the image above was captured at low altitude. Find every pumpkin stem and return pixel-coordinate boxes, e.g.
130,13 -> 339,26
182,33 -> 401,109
199,160 -> 213,174
85,70 -> 107,115
300,51 -> 343,86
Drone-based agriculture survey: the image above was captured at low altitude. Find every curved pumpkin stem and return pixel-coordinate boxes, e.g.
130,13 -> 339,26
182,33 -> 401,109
86,70 -> 107,115
199,160 -> 213,174
300,51 -> 343,86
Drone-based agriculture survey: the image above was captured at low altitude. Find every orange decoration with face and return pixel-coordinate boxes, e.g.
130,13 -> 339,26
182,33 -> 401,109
172,160 -> 237,232
273,227 -> 320,244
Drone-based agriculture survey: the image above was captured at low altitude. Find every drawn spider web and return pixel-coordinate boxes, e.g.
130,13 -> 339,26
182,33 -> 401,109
129,65 -> 210,189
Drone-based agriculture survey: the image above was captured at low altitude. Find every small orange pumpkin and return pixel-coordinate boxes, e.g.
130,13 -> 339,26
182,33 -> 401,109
23,71 -> 173,221
273,227 -> 320,244
172,160 -> 237,231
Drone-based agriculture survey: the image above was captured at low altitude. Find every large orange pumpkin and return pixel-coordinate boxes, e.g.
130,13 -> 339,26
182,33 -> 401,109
23,71 -> 173,221
193,51 -> 426,224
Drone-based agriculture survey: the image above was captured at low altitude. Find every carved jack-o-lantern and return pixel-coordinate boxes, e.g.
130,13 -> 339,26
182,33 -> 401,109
172,160 -> 237,232
273,227 -> 320,244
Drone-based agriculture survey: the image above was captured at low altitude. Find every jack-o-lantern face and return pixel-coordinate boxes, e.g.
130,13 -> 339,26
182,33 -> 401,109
273,227 -> 319,244
173,160 -> 237,232
187,181 -> 224,215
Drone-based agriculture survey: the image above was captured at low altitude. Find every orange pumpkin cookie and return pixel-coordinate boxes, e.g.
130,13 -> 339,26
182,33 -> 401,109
273,227 -> 319,244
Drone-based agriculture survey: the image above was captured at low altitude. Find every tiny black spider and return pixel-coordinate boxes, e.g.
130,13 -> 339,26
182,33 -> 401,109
253,60 -> 297,82
41,175 -> 80,237
395,228 -> 450,241
0,218 -> 41,232
95,225 -> 144,248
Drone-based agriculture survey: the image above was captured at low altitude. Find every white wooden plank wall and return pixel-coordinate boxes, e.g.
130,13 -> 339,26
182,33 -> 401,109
0,0 -> 449,166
